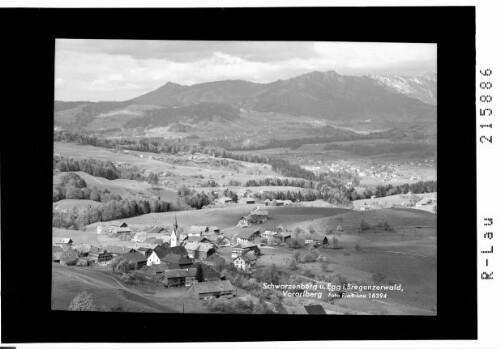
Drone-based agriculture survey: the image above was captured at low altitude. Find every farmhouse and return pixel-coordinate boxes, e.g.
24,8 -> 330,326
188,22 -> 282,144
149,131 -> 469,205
238,210 -> 269,226
217,197 -> 233,205
214,235 -> 231,247
110,221 -> 128,228
137,247 -> 153,258
162,254 -> 194,269
163,268 -> 197,287
112,227 -> 132,235
304,234 -> 328,246
188,280 -> 235,300
189,225 -> 209,236
276,232 -> 292,244
104,245 -> 136,257
236,230 -> 261,245
233,252 -> 257,272
147,226 -> 169,235
184,236 -> 212,244
54,238 -> 73,248
184,241 -> 216,260
262,231 -> 277,240
121,251 -> 147,268
231,243 -> 261,258
244,198 -> 256,204
88,247 -> 113,264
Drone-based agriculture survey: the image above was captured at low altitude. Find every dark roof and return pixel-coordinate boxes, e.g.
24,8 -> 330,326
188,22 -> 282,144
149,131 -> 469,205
186,236 -> 211,243
190,280 -> 234,294
164,268 -> 197,279
111,222 -> 128,228
104,246 -> 134,255
184,241 -> 215,253
154,245 -> 188,256
237,230 -> 261,239
121,251 -> 147,263
304,305 -> 327,315
147,226 -> 169,235
161,253 -> 192,266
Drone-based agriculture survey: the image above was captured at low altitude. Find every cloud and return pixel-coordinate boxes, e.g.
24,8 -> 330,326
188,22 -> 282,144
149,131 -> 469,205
55,40 -> 436,101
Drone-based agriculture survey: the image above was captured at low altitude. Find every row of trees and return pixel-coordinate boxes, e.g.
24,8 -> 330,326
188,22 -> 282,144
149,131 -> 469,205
53,197 -> 175,229
53,173 -> 123,202
323,142 -> 435,157
244,178 -> 311,188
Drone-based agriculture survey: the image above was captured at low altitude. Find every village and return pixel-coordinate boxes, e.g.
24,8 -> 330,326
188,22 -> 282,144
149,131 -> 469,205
52,204 -> 343,314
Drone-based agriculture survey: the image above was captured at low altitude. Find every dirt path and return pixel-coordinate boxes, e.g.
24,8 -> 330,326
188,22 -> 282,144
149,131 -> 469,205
53,265 -> 178,312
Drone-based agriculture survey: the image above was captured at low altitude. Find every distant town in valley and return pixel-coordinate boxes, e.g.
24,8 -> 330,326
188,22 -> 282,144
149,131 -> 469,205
52,40 -> 437,315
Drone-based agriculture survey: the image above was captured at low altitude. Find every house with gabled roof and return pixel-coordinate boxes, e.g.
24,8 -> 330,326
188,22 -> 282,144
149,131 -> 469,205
103,245 -> 136,257
236,229 -> 261,245
146,226 -> 169,235
184,241 -> 216,260
121,251 -> 147,268
231,243 -> 260,258
54,238 -> 73,248
163,268 -> 197,287
189,225 -> 209,236
233,252 -> 257,272
187,280 -> 235,300
304,234 -> 328,246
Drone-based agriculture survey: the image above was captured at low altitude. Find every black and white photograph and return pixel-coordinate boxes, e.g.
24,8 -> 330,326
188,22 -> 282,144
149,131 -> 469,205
51,39 -> 438,316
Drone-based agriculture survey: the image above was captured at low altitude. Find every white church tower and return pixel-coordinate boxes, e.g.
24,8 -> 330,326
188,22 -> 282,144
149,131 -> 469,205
170,216 -> 179,247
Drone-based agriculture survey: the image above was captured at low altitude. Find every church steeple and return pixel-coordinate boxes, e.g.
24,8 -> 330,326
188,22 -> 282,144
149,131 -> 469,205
171,216 -> 179,247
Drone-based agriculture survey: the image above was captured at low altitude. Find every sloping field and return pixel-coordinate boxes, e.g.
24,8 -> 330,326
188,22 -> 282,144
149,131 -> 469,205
54,142 -> 288,186
87,104 -> 163,130
54,171 -> 179,202
85,205 -> 349,235
289,208 -> 436,234
53,227 -> 100,246
52,264 -> 178,312
353,192 -> 437,213
53,199 -> 103,212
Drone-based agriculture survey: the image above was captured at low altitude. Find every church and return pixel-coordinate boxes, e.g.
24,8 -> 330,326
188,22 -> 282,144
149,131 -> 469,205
170,216 -> 181,247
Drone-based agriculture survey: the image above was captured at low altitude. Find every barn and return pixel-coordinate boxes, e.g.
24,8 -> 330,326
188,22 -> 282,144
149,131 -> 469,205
188,280 -> 235,300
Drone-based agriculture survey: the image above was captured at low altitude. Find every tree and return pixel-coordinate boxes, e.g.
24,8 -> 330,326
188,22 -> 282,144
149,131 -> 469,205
195,264 -> 205,282
359,219 -> 370,232
68,291 -> 96,311
287,238 -> 305,249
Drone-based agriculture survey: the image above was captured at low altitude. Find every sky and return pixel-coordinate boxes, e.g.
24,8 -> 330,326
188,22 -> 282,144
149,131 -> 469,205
55,39 -> 437,102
